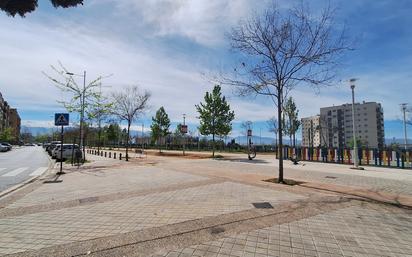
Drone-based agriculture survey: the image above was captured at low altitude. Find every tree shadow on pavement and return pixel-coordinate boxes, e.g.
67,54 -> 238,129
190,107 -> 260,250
215,158 -> 270,164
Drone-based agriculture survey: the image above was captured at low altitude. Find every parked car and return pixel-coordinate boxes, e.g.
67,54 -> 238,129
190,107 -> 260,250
51,145 -> 62,159
0,144 -> 9,152
47,141 -> 61,155
0,142 -> 12,151
55,144 -> 82,161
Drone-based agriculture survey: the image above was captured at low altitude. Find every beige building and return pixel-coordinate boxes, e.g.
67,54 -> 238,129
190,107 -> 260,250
301,115 -> 321,147
319,102 -> 384,148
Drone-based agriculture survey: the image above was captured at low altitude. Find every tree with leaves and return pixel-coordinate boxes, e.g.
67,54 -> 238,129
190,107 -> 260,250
111,86 -> 150,161
151,107 -> 171,152
196,85 -> 235,157
1,0 -> 83,17
283,97 -> 300,147
223,3 -> 350,183
86,89 -> 113,152
106,123 -> 121,147
0,127 -> 14,142
44,62 -> 105,159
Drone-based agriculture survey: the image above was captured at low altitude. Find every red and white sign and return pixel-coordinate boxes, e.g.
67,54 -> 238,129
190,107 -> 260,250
180,125 -> 188,134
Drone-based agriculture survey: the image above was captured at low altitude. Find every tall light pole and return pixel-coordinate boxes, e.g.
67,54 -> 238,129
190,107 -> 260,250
66,71 -> 86,159
401,103 -> 408,150
182,114 -> 186,156
350,78 -> 363,170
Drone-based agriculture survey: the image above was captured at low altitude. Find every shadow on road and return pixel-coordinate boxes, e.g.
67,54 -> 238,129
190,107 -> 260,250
215,158 -> 271,164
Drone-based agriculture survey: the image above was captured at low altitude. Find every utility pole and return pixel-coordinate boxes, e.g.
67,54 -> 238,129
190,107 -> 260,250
401,103 -> 408,150
81,70 -> 86,159
142,123 -> 144,149
350,78 -> 363,170
183,114 -> 186,156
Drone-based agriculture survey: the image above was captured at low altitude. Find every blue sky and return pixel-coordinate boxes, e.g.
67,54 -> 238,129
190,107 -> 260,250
0,0 -> 411,140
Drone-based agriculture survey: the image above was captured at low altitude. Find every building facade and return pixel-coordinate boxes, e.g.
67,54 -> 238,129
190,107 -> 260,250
301,115 -> 321,147
8,108 -> 21,142
319,102 -> 384,148
0,92 -> 21,143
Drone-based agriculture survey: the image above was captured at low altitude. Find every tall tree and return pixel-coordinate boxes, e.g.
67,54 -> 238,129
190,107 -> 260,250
111,86 -> 150,161
106,123 -> 121,147
1,0 -> 83,17
196,85 -> 235,157
224,3 -> 350,183
86,89 -> 113,152
43,62 -> 105,159
283,97 -> 300,147
151,107 -> 171,152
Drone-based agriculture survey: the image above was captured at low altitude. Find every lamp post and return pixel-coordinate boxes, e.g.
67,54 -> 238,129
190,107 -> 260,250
401,103 -> 408,150
350,78 -> 364,170
66,71 -> 86,159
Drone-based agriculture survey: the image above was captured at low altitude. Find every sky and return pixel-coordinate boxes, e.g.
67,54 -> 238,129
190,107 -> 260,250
0,0 -> 411,140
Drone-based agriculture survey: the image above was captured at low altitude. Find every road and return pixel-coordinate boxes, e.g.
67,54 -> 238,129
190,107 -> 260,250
0,146 -> 50,194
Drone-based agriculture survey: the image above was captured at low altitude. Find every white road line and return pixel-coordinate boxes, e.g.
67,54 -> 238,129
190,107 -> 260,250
2,167 -> 29,177
29,167 -> 48,177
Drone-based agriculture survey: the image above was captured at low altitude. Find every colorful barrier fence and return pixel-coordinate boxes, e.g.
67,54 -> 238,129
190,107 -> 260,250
278,147 -> 412,169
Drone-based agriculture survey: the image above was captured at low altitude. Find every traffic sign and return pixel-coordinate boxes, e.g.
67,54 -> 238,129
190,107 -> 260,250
55,113 -> 69,126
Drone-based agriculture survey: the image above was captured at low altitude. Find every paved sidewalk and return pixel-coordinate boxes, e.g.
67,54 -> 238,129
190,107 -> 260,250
0,153 -> 411,257
153,204 -> 412,257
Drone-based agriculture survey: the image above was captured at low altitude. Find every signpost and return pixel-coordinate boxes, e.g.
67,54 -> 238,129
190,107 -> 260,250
55,113 -> 69,175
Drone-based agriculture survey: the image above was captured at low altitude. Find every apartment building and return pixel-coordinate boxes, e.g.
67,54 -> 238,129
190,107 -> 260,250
8,108 -> 21,141
301,115 -> 321,147
0,92 -> 21,143
319,102 -> 384,148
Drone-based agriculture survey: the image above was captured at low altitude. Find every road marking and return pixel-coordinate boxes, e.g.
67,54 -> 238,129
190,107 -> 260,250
2,167 -> 29,177
29,167 -> 48,177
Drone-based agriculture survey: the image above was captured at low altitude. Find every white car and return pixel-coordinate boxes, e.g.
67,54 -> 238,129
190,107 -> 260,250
55,144 -> 82,161
0,144 -> 8,152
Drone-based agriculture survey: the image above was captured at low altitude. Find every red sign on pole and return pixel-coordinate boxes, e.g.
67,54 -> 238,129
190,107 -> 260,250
181,125 -> 188,134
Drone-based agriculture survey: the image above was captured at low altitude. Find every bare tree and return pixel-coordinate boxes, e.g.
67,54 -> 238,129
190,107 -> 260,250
224,3 -> 351,183
111,86 -> 150,161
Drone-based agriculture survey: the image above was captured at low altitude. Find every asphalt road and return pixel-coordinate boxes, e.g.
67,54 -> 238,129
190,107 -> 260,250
0,146 -> 50,194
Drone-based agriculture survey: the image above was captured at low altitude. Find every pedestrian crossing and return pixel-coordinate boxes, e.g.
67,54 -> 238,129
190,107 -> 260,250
0,167 -> 48,178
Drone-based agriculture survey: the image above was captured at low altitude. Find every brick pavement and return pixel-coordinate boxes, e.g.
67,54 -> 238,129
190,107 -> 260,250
1,153 -> 412,256
152,204 -> 412,257
0,180 -> 304,255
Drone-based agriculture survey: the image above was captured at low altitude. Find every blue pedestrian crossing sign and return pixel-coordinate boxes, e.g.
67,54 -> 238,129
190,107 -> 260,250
54,113 -> 69,126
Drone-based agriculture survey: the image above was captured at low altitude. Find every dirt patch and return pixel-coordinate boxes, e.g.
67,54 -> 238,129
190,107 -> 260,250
263,178 -> 305,186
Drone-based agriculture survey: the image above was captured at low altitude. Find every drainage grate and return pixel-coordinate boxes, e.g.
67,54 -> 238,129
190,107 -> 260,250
325,176 -> 337,179
252,202 -> 274,209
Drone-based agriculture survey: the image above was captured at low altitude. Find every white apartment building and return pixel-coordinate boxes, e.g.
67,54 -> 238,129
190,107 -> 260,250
319,102 -> 384,148
301,115 -> 321,147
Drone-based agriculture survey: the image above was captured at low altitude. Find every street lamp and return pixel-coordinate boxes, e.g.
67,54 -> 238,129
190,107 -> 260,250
349,78 -> 364,170
66,71 -> 86,158
401,103 -> 409,150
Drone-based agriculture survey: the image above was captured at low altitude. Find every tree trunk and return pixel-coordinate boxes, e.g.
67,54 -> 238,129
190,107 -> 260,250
277,88 -> 284,183
212,133 -> 215,158
126,123 -> 130,161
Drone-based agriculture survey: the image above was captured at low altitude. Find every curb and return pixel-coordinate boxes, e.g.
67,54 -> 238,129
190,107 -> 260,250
0,151 -> 54,200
